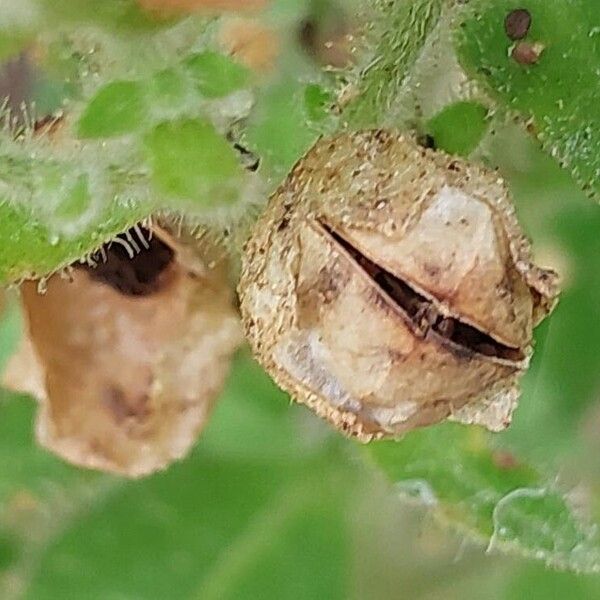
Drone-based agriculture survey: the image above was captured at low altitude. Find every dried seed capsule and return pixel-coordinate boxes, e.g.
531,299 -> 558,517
239,131 -> 558,441
4,224 -> 242,477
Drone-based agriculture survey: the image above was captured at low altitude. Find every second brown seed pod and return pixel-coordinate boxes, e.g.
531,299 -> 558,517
4,224 -> 242,477
239,130 -> 558,441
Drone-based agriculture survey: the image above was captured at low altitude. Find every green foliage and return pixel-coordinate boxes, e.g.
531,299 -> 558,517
185,52 -> 250,99
457,0 -> 600,201
0,0 -> 333,281
343,0 -> 444,127
0,197 -> 151,282
0,355 -> 353,599
1,0 -> 600,593
144,118 -> 243,205
426,101 -> 489,156
304,84 -> 333,123
368,426 -> 600,573
245,78 -> 334,182
36,0 -> 168,32
487,128 -> 600,467
78,81 -> 147,138
0,42 -> 257,279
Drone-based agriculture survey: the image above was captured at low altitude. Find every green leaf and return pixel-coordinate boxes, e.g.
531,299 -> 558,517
200,352 -> 327,463
367,424 -> 600,573
456,0 -> 600,200
506,563 -> 600,600
147,67 -> 191,113
484,127 -> 600,467
144,118 -> 243,205
184,52 -> 250,99
0,67 -> 251,285
426,101 -> 489,156
344,0 -> 444,128
0,197 -> 150,283
0,32 -> 31,61
78,81 -> 147,138
246,78 -> 333,183
304,84 -> 333,123
36,0 -> 170,32
0,300 -> 21,374
0,355 -> 351,600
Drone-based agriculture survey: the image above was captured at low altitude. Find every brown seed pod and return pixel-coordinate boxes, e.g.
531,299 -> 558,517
4,224 -> 242,477
239,130 -> 558,441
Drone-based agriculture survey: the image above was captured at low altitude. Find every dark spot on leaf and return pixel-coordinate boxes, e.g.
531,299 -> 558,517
492,450 -> 519,470
504,9 -> 531,41
80,226 -> 174,296
511,41 -> 544,65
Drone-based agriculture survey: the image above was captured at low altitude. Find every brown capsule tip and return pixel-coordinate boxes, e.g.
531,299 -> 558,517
511,41 -> 544,66
504,8 -> 532,41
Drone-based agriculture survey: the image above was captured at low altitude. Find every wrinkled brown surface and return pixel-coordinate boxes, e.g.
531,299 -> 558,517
504,9 -> 532,41
5,227 -> 242,477
239,131 -> 558,441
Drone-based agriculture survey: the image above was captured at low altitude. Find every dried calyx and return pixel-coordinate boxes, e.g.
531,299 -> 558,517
239,130 -> 559,441
4,222 -> 242,477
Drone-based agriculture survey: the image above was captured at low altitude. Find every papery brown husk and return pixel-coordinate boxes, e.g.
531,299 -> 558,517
4,225 -> 242,477
239,130 -> 559,441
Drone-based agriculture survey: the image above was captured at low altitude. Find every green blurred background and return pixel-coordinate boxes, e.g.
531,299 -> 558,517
1,130 -> 600,598
1,0 -> 600,597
